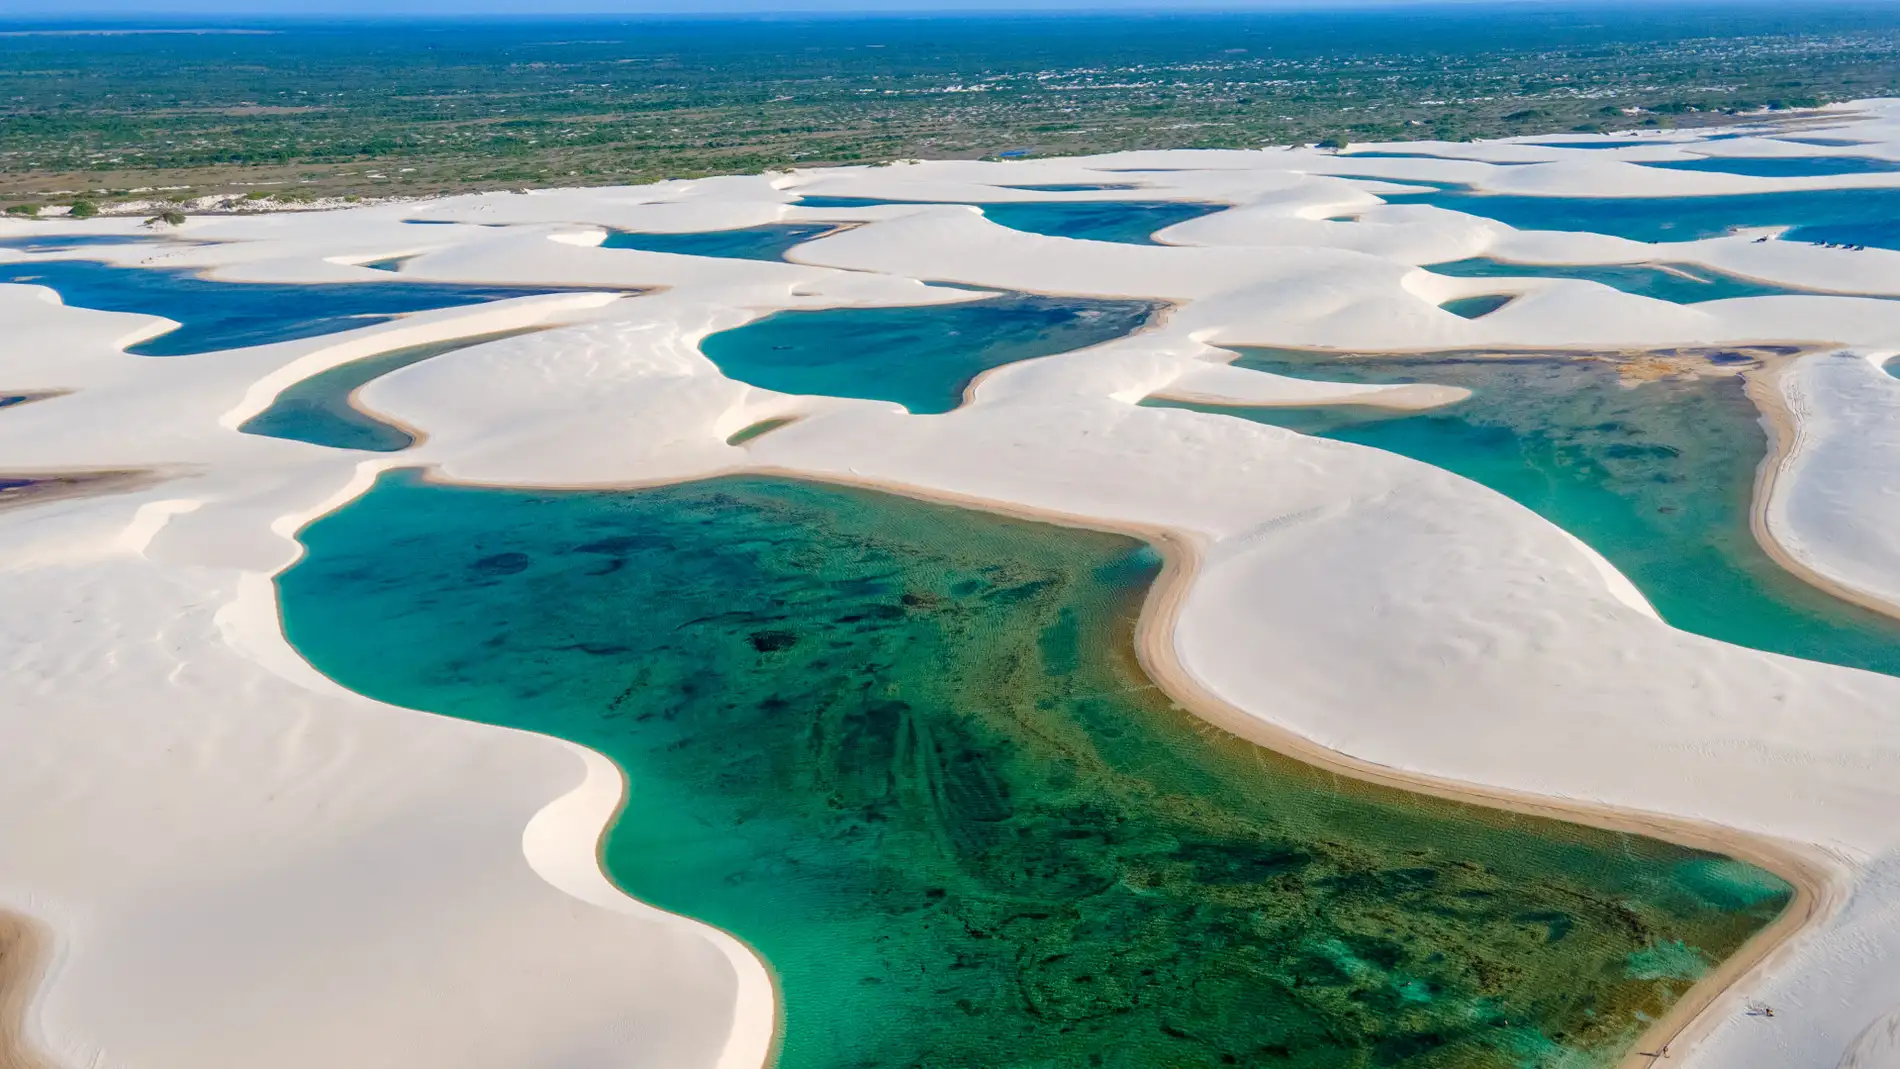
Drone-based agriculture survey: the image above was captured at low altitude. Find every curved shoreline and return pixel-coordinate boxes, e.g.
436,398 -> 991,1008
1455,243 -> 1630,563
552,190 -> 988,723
387,344 -> 1855,1069
1745,359 -> 1900,624
731,462 -> 1841,1069
398,454 -> 1839,1069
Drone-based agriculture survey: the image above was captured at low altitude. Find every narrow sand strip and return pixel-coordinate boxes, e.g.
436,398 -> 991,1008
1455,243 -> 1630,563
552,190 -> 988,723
1746,360 -> 1900,623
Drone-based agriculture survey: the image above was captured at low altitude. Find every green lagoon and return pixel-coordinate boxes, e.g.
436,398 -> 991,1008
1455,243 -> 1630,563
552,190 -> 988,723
1150,348 -> 1900,677
282,471 -> 1789,1069
240,332 -> 536,451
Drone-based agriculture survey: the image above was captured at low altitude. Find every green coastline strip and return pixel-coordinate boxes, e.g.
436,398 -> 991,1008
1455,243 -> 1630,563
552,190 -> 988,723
281,471 -> 1788,1069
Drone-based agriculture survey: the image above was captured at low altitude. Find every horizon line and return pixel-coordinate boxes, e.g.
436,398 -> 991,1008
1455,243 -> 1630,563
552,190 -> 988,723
2,0 -> 1889,20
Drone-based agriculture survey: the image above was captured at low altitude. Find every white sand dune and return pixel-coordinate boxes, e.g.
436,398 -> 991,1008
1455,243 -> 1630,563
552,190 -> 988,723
7,99 -> 1900,1069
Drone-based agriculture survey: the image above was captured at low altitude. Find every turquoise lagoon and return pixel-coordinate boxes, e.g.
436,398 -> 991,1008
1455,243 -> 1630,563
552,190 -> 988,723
600,222 -> 849,262
0,259 -> 587,356
239,331 -> 537,451
0,233 -> 164,252
1381,185 -> 1900,250
793,195 -> 1226,245
1149,348 -> 1900,677
1439,294 -> 1515,319
1639,156 -> 1900,178
281,471 -> 1790,1069
1002,183 -> 1144,192
1423,259 -> 1846,303
696,292 -> 1160,413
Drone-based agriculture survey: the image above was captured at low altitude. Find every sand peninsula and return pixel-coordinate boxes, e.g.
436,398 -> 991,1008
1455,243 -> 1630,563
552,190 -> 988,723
3,100 -> 1900,1069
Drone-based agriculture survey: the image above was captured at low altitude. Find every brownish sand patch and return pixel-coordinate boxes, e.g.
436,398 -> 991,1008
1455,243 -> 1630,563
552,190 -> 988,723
0,469 -> 164,513
0,912 -> 54,1069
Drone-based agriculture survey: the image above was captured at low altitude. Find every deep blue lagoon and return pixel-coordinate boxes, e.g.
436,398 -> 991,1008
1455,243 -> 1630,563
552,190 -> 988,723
0,259 -> 593,356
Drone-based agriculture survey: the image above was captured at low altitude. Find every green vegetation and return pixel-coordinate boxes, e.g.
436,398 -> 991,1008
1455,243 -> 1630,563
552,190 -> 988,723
0,7 -> 1896,206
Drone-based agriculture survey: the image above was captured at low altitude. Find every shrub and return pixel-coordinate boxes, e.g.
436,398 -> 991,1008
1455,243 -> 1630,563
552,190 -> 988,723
67,200 -> 99,219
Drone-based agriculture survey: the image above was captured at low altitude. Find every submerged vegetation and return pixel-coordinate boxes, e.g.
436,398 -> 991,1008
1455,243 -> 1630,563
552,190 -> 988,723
281,472 -> 1790,1069
2,6 -> 1898,207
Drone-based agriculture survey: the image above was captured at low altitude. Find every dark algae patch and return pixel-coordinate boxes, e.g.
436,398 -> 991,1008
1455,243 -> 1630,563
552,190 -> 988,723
725,417 -> 796,446
281,472 -> 1788,1069
1149,347 -> 1900,677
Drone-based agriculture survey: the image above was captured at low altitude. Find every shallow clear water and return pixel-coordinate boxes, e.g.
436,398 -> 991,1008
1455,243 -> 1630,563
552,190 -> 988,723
1440,294 -> 1515,319
599,222 -> 849,262
0,259 -> 584,356
792,195 -> 1226,245
1149,349 -> 1900,677
0,233 -> 163,252
239,331 -> 534,451
281,471 -> 1790,1069
1777,137 -> 1874,147
697,292 -> 1160,413
1342,151 -> 1468,160
1639,156 -> 1900,178
1423,259 -> 1852,303
1383,185 -> 1900,249
1002,183 -> 1144,192
1522,139 -> 1664,150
